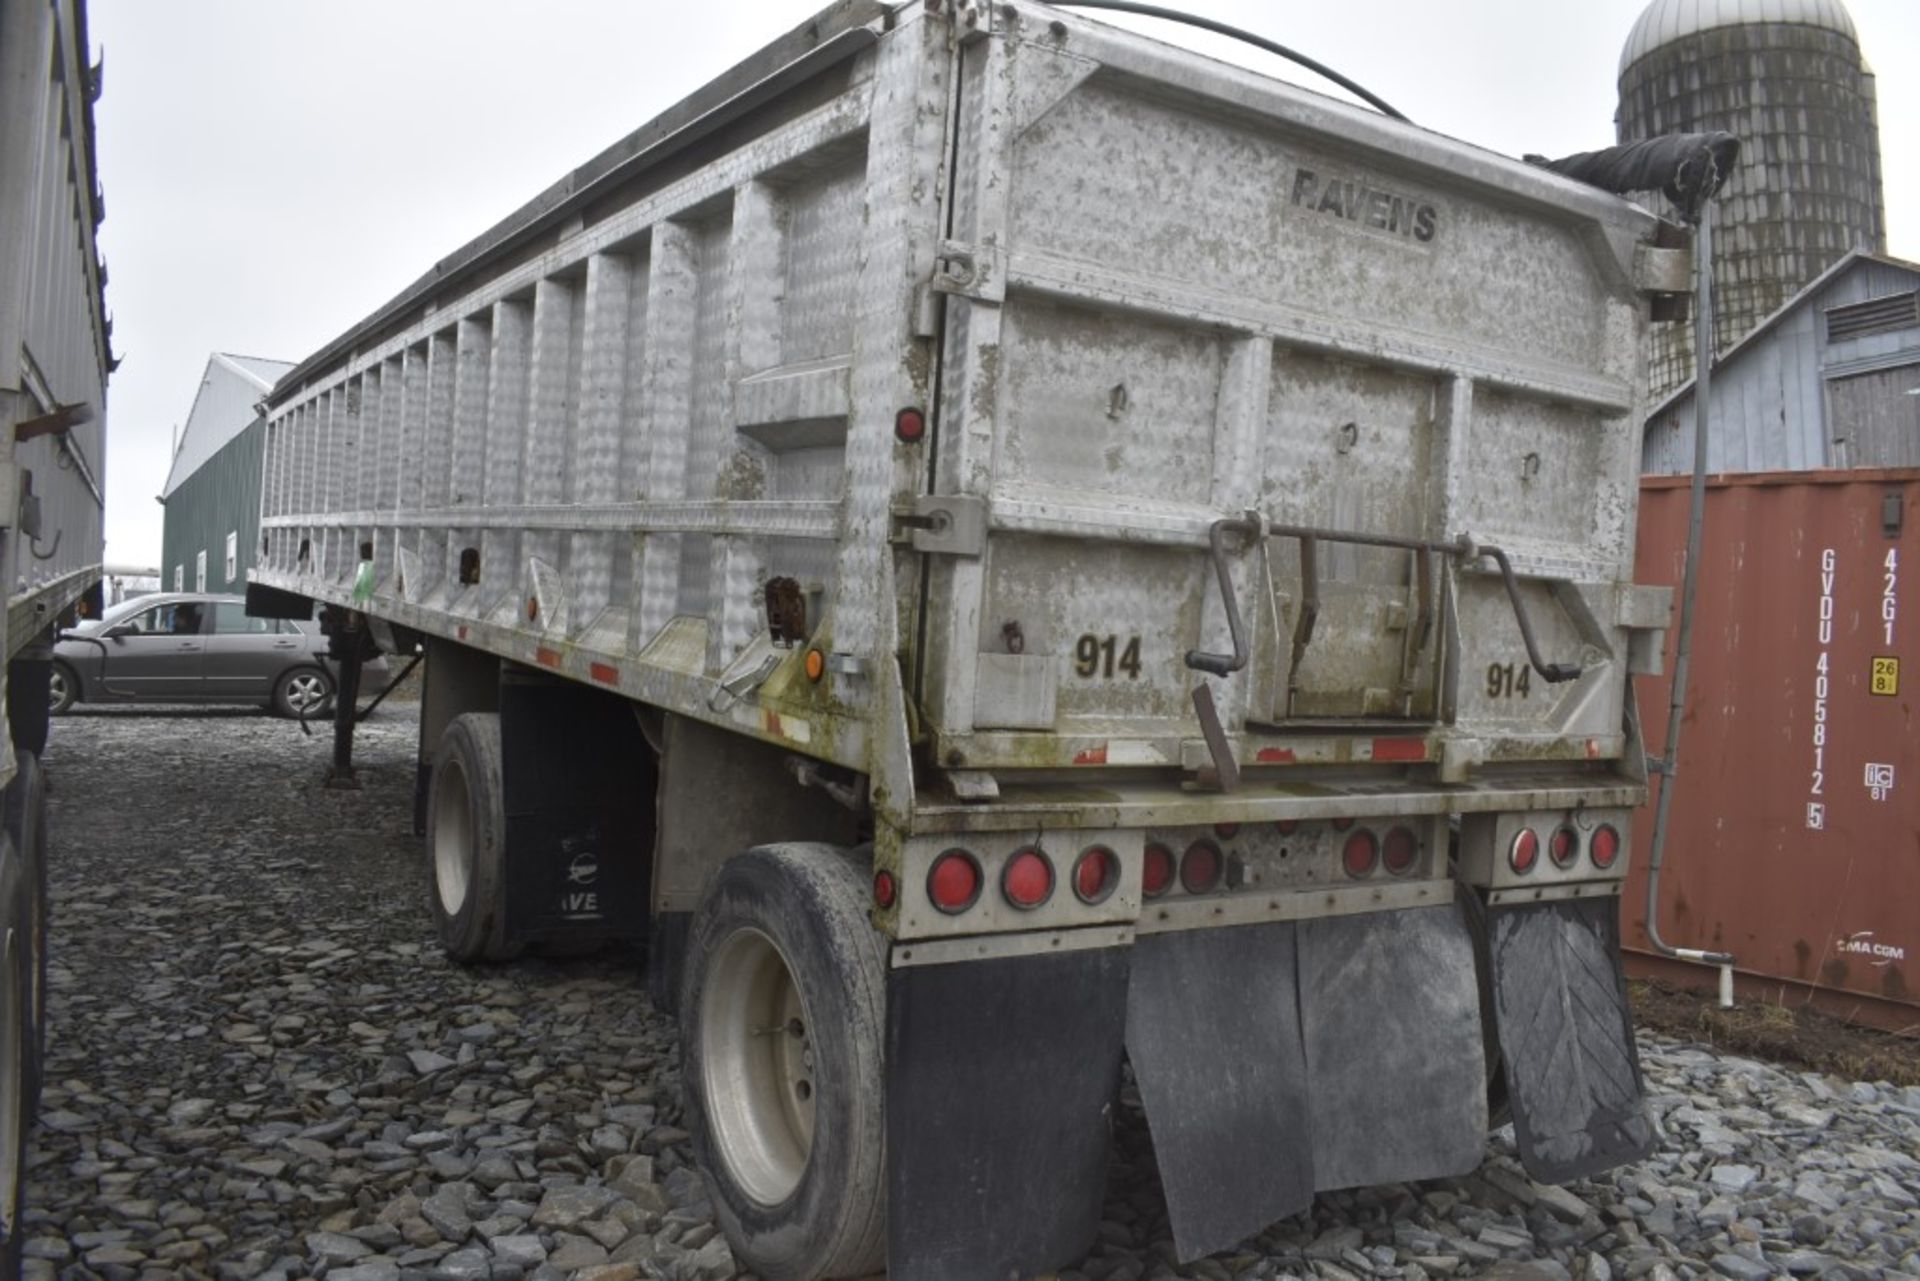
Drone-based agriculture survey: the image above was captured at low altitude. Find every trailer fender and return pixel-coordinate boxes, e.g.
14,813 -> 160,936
1297,901 -> 1488,1192
1126,923 -> 1314,1263
885,945 -> 1128,1281
1487,897 -> 1655,1183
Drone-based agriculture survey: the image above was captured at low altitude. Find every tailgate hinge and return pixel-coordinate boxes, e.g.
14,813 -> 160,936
895,494 -> 987,557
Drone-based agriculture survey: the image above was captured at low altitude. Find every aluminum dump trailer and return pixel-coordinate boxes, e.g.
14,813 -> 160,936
0,0 -> 112,1271
252,3 -> 1685,1275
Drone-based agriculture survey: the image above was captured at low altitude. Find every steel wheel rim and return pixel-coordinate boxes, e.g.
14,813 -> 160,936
432,757 -> 472,915
701,926 -> 815,1206
47,669 -> 69,709
1,929 -> 23,1243
284,672 -> 327,712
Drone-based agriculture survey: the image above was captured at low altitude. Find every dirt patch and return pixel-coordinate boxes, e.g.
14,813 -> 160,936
1630,978 -> 1920,1087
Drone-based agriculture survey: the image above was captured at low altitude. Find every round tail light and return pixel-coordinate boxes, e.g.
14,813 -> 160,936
1509,829 -> 1539,875
873,869 -> 897,909
1549,826 -> 1579,868
1072,846 -> 1119,904
1142,843 -> 1175,897
928,849 -> 982,913
894,406 -> 926,443
1213,822 -> 1241,840
1276,820 -> 1299,835
1002,847 -> 1054,910
1591,824 -> 1621,869
1342,829 -> 1378,879
1331,816 -> 1356,831
1180,840 -> 1223,894
1382,827 -> 1419,876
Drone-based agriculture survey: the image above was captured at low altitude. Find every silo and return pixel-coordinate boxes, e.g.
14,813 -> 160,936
1617,0 -> 1885,399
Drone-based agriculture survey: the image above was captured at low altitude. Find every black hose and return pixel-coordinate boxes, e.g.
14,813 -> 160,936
1038,0 -> 1409,122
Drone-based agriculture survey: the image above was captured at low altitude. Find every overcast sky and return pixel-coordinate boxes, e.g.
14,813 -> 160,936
89,0 -> 1919,568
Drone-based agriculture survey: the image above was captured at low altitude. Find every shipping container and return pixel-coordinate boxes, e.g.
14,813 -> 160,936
0,0 -> 114,1270
1628,470 -> 1918,1031
251,2 -> 1698,1275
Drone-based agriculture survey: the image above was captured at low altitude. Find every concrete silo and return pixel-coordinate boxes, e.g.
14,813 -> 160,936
1617,0 -> 1885,399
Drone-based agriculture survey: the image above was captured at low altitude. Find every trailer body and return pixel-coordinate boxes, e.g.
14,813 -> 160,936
255,3 -> 1679,1273
1,0 -> 112,1270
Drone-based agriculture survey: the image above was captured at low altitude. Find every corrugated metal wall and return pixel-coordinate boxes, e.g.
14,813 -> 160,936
0,0 -> 111,641
1642,257 -> 1920,473
161,419 -> 263,596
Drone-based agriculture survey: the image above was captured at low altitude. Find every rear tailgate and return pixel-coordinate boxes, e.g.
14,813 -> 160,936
920,3 -> 1660,775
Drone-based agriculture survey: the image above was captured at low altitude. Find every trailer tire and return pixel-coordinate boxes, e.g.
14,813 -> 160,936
1,831 -> 30,1281
681,845 -> 886,1281
426,713 -> 522,963
4,754 -> 48,1109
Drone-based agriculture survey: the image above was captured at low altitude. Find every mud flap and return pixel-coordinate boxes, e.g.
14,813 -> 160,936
1488,897 -> 1655,1183
1298,902 -> 1488,1191
1125,923 -> 1313,1262
886,946 -> 1128,1281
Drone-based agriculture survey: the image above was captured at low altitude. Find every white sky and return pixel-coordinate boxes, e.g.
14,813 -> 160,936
89,0 -> 1919,567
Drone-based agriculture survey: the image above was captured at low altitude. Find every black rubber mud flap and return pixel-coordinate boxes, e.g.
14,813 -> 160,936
1488,897 -> 1655,1183
886,946 -> 1128,1281
1126,923 -> 1313,1262
1299,902 -> 1488,1191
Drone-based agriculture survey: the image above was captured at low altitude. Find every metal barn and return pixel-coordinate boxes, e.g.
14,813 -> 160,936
158,353 -> 291,594
1642,251 -> 1920,473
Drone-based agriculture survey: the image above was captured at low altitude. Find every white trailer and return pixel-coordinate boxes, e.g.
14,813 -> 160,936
0,0 -> 113,1270
252,3 -> 1688,1276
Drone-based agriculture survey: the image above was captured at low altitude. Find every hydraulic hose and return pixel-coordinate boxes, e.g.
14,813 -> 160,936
1641,202 -> 1737,983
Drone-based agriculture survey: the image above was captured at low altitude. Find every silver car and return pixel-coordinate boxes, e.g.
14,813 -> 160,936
51,593 -> 384,718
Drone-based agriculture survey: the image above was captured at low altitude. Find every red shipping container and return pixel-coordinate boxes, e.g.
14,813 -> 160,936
1626,470 -> 1918,1030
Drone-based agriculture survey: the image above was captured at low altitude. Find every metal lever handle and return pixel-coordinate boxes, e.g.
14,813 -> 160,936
1184,515 -> 1261,677
1476,545 -> 1582,683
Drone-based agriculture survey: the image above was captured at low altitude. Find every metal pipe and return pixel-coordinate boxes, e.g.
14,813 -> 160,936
1642,206 -> 1736,973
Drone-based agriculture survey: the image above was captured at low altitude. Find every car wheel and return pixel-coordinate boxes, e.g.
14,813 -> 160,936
273,666 -> 333,719
426,713 -> 522,964
47,662 -> 76,717
681,844 -> 887,1281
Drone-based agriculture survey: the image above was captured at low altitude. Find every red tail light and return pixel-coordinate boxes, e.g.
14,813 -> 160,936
873,870 -> 897,909
1142,842 -> 1175,897
1331,816 -> 1356,831
928,849 -> 982,913
1591,824 -> 1621,869
1276,820 -> 1299,835
1213,823 -> 1241,839
894,406 -> 926,443
1072,846 -> 1119,904
1342,829 -> 1378,879
1550,826 -> 1579,868
1382,827 -> 1418,876
1002,847 -> 1054,910
1509,829 -> 1539,875
1180,840 -> 1223,894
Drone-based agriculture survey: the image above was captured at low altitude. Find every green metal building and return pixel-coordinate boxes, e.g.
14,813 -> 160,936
159,353 -> 291,594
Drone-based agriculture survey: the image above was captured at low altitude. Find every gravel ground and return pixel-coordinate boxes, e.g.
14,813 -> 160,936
18,706 -> 1920,1281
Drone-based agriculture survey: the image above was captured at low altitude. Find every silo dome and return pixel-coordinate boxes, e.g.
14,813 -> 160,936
1617,0 -> 1884,399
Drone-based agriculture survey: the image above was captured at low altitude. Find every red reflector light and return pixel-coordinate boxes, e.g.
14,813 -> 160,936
1591,824 -> 1621,869
1550,826 -> 1579,868
1331,816 -> 1355,831
1382,827 -> 1418,876
1342,829 -> 1378,879
927,850 -> 981,913
1213,822 -> 1240,840
1180,840 -> 1223,894
1142,843 -> 1174,897
1509,829 -> 1539,875
1002,847 -> 1054,910
1072,846 -> 1119,905
894,406 -> 926,443
873,870 -> 897,909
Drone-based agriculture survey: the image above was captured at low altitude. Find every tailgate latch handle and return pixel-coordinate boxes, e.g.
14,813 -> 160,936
1185,514 -> 1262,677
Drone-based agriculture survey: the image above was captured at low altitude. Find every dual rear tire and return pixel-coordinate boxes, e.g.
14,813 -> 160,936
424,714 -> 521,963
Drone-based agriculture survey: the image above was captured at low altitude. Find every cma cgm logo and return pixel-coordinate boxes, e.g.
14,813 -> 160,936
1837,932 -> 1906,968
1290,167 -> 1438,244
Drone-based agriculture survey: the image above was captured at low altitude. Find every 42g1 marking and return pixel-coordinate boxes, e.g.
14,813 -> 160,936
1074,633 -> 1142,680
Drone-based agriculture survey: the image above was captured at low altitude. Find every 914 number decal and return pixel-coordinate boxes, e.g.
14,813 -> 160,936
1075,633 -> 1142,679
1486,661 -> 1531,699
